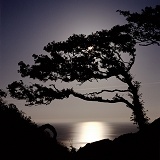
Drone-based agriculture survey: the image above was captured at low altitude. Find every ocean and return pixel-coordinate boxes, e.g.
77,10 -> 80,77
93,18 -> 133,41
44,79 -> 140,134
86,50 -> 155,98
39,121 -> 138,150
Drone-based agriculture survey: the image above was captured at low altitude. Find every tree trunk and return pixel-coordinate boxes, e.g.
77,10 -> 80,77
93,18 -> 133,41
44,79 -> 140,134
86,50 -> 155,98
132,95 -> 148,130
124,72 -> 149,130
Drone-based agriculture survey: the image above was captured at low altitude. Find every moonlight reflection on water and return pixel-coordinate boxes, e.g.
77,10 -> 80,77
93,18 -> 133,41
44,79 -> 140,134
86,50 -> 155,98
78,122 -> 110,143
50,121 -> 137,149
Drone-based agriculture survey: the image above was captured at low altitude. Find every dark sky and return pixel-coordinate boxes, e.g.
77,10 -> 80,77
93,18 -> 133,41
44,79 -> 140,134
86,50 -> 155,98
1,0 -> 160,123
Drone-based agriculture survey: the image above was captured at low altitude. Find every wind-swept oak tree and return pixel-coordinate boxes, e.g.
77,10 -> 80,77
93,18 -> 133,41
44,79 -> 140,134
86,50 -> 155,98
8,5 -> 160,130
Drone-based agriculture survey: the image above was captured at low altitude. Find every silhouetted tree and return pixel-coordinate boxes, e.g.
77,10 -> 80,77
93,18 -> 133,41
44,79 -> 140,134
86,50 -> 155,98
118,5 -> 160,46
8,5 -> 160,130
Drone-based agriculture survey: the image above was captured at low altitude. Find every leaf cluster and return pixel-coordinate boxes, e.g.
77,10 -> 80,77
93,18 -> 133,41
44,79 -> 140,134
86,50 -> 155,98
18,25 -> 136,84
118,5 -> 160,46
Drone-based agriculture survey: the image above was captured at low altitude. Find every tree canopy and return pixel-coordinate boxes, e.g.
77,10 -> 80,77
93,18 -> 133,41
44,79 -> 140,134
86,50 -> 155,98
8,5 -> 160,129
8,25 -> 136,104
118,5 -> 160,46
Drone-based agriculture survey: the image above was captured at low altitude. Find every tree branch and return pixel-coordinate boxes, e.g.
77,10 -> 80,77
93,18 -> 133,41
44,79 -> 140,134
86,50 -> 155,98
69,89 -> 133,109
84,89 -> 129,96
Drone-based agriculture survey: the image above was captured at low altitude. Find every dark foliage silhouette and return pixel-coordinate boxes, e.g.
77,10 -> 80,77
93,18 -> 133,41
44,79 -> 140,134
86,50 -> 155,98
118,5 -> 160,46
0,89 -> 7,101
0,90 -> 71,160
0,89 -> 36,129
8,5 -> 160,130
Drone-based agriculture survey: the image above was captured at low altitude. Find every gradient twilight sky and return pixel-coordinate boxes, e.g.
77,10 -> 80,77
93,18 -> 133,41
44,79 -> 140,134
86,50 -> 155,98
1,0 -> 160,124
